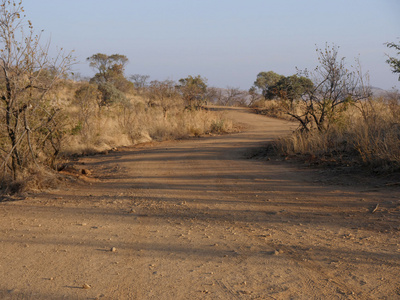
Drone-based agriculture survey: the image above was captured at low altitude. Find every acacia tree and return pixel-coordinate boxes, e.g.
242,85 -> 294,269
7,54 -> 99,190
205,87 -> 224,105
0,0 -> 73,180
292,44 -> 371,132
177,75 -> 208,109
130,74 -> 150,94
87,53 -> 132,106
248,86 -> 263,106
222,87 -> 246,106
147,80 -> 180,119
273,75 -> 314,110
73,83 -> 101,137
87,53 -> 128,83
253,71 -> 284,99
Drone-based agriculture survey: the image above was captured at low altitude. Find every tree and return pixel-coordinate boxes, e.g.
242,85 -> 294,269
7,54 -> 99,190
87,53 -> 133,106
248,86 -> 263,106
130,74 -> 150,94
291,44 -> 371,132
147,80 -> 180,118
0,0 -> 73,179
87,53 -> 128,83
385,40 -> 400,80
253,71 -> 284,99
222,87 -> 246,106
73,83 -> 101,137
273,75 -> 314,109
177,75 -> 208,109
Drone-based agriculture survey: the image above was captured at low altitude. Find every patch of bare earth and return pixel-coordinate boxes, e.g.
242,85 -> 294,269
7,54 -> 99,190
1,107 -> 399,299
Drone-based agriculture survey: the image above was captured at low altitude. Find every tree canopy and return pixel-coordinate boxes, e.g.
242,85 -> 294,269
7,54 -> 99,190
252,71 -> 313,104
177,75 -> 208,109
86,53 -> 133,106
273,75 -> 314,105
253,71 -> 284,99
87,53 -> 129,82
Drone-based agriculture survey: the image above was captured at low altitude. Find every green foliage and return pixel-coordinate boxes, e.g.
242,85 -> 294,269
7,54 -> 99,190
97,82 -> 128,107
273,75 -> 314,107
87,53 -> 129,83
87,53 -> 133,106
253,71 -> 284,99
385,40 -> 400,80
251,72 -> 314,109
74,83 -> 100,105
177,75 -> 208,109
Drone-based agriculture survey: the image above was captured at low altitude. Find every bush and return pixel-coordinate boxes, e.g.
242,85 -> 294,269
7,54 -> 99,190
274,94 -> 400,172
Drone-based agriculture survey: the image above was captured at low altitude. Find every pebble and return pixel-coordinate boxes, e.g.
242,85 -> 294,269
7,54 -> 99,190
82,283 -> 91,289
111,247 -> 117,252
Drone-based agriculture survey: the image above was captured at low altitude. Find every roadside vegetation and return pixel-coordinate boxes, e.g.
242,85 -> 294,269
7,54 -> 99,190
0,1 -> 234,194
250,43 -> 400,173
1,0 -> 398,194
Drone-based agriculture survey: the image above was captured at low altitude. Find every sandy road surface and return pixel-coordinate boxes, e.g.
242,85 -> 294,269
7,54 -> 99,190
1,107 -> 399,299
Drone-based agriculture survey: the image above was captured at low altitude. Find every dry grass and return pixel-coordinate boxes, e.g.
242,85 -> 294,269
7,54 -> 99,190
0,80 -> 236,195
63,99 -> 235,156
274,94 -> 400,172
250,99 -> 296,121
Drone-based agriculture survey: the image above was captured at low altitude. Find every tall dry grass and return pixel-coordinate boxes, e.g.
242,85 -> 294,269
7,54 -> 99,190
250,98 -> 298,121
0,80 -> 236,194
62,82 -> 235,156
274,93 -> 400,172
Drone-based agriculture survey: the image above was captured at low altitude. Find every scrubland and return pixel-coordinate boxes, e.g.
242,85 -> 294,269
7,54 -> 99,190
251,91 -> 400,173
0,80 -> 235,194
63,82 -> 234,156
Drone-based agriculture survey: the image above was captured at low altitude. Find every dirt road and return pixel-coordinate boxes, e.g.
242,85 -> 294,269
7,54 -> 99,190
1,107 -> 399,299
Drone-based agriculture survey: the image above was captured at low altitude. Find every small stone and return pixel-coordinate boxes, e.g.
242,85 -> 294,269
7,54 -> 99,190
82,283 -> 91,289
111,247 -> 117,252
81,169 -> 92,175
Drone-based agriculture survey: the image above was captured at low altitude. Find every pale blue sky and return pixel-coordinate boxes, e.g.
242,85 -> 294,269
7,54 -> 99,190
23,0 -> 400,90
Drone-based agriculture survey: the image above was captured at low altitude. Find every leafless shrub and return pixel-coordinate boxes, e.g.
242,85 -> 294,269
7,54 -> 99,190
0,0 -> 73,186
275,94 -> 400,172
